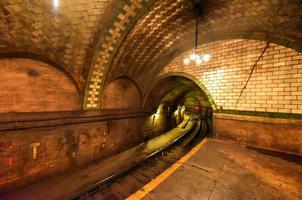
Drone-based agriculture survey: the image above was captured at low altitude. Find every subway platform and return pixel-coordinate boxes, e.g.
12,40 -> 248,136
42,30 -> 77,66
1,132 -> 301,200
127,139 -> 302,200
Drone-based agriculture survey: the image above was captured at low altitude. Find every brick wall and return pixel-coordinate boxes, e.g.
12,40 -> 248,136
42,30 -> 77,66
160,39 -> 302,114
0,111 -> 147,192
214,113 -> 302,155
101,78 -> 142,109
0,59 -> 80,112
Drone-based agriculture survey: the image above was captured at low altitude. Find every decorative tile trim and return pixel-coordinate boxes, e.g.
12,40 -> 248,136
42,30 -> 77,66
214,113 -> 302,126
214,109 -> 302,119
145,72 -> 218,110
84,0 -> 156,109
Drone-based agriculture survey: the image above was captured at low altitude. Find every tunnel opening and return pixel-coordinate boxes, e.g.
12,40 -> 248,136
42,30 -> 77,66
144,74 -> 214,140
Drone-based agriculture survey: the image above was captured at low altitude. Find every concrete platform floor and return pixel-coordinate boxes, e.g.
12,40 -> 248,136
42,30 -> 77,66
130,139 -> 302,200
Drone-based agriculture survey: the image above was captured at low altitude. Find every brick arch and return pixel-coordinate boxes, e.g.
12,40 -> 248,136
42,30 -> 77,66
160,39 -> 302,114
109,75 -> 143,103
101,76 -> 143,109
84,0 -> 302,110
0,0 -> 115,90
83,0 -> 157,109
144,72 -> 217,110
0,58 -> 81,112
0,50 -> 81,95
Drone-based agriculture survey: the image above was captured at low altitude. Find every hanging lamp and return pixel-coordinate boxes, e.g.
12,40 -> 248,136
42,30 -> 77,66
184,3 -> 210,65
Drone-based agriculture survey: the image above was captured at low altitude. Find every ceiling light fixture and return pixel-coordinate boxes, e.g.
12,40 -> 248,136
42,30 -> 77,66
183,4 -> 211,65
53,0 -> 59,8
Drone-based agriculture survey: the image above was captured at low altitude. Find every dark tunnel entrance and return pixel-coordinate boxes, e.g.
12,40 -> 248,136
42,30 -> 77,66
144,75 -> 214,139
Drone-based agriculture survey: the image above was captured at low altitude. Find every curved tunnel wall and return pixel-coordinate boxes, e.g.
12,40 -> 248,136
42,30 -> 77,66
144,76 -> 212,110
160,39 -> 302,114
0,58 -> 81,112
143,75 -> 213,138
159,39 -> 302,155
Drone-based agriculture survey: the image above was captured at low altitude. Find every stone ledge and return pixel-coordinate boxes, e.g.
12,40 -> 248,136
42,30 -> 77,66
214,113 -> 302,126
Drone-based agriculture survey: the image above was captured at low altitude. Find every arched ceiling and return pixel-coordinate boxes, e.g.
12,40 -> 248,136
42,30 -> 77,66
108,0 -> 302,94
0,0 -> 113,89
144,76 -> 210,111
1,0 -> 301,110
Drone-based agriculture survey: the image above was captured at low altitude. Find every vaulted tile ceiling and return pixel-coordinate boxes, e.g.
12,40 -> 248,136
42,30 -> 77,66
108,0 -> 302,91
0,0 -> 301,109
0,0 -> 112,89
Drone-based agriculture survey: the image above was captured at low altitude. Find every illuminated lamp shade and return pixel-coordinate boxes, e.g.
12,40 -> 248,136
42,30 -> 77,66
183,58 -> 190,65
195,57 -> 202,65
203,53 -> 211,62
189,52 -> 197,61
53,0 -> 59,8
182,5 -> 211,66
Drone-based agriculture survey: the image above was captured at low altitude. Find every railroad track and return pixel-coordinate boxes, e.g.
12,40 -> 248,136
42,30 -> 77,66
72,114 -> 208,200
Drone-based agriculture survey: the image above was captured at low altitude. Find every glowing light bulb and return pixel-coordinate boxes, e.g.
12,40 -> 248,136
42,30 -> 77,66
203,53 -> 211,62
189,52 -> 197,61
53,0 -> 59,8
183,58 -> 190,65
195,57 -> 202,65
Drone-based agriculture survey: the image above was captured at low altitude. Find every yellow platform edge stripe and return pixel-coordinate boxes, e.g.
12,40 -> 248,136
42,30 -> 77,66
126,138 -> 208,200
